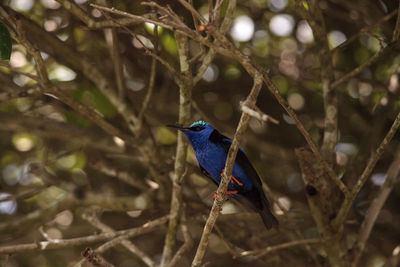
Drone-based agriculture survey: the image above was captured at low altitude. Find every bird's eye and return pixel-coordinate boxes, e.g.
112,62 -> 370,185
190,126 -> 204,131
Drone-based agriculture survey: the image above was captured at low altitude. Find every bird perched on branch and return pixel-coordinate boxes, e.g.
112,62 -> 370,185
168,120 -> 278,230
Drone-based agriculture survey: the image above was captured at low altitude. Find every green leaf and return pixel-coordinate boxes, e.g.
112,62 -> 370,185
0,23 -> 12,60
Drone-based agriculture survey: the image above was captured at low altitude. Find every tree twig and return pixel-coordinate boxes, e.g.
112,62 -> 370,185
167,207 -> 194,267
239,238 -> 322,258
332,10 -> 396,52
351,147 -> 400,267
240,102 -> 279,124
75,212 -> 157,267
110,26 -> 125,100
333,112 -> 400,229
331,46 -> 386,89
0,216 -> 169,254
392,0 -> 400,42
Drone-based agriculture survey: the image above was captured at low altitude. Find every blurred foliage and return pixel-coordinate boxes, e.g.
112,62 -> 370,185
0,22 -> 11,60
0,0 -> 399,266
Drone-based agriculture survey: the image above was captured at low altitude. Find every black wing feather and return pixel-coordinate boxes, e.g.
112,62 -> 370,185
199,164 -> 218,186
209,129 -> 278,229
209,129 -> 263,188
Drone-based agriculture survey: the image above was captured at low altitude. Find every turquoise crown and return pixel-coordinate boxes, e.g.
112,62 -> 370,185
190,120 -> 208,127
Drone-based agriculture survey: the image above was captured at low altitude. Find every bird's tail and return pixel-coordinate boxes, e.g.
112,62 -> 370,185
259,195 -> 279,230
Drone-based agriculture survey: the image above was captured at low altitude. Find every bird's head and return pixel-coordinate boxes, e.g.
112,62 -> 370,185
167,120 -> 215,150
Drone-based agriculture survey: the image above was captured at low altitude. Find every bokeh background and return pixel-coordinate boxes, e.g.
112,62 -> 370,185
0,0 -> 399,266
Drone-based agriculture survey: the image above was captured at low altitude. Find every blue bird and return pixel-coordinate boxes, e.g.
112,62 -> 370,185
168,120 -> 278,229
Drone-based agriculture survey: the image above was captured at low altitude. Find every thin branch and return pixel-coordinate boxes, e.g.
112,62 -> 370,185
261,72 -> 348,195
138,57 -> 157,123
239,238 -> 323,258
90,3 -> 175,31
392,1 -> 400,42
333,111 -> 400,229
0,185 -> 50,203
193,0 -> 236,84
160,32 -> 192,267
0,62 -> 39,81
85,1 -> 345,190
191,71 -> 263,267
0,8 -> 141,148
76,213 -> 157,267
89,160 -> 149,191
0,5 -> 140,133
206,27 -> 348,194
90,3 -> 233,58
213,224 -> 242,258
333,10 -> 397,52
110,27 -> 125,100
56,0 -> 141,29
186,0 -> 199,30
351,147 -> 400,267
91,0 -> 348,212
331,46 -> 386,89
0,113 -> 122,153
177,0 -> 208,25
0,216 -> 168,254
167,207 -> 194,267
240,102 -> 279,124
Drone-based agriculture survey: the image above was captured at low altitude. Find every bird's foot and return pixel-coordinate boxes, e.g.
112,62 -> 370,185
213,190 -> 238,199
220,169 -> 243,186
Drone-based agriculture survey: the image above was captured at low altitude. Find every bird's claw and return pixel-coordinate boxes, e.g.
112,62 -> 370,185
220,169 -> 244,186
213,190 -> 238,199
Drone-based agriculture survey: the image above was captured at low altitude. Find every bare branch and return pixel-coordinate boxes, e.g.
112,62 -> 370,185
167,207 -> 194,267
351,147 -> 400,267
392,1 -> 400,42
76,212 -> 157,267
331,46 -> 386,89
240,102 -> 279,124
137,55 -> 157,125
0,216 -> 168,254
56,0 -> 145,28
89,160 -> 150,191
177,0 -> 208,25
333,112 -> 400,229
110,27 -> 125,100
333,10 -> 397,52
240,238 -> 322,258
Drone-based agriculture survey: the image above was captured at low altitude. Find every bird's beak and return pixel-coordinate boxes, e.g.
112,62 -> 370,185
166,125 -> 189,132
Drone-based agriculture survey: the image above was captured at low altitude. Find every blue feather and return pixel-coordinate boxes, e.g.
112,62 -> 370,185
168,121 -> 278,229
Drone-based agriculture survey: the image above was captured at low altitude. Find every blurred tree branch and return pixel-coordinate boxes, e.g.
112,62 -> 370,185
0,0 -> 399,266
351,146 -> 400,267
0,215 -> 168,254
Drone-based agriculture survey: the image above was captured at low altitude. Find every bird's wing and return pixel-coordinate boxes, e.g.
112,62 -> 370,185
209,129 -> 263,188
199,164 -> 218,186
